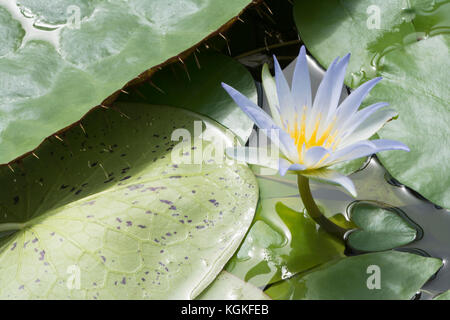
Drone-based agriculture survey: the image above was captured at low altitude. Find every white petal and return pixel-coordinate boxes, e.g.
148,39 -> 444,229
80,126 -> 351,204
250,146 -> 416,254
273,55 -> 296,124
370,139 -> 410,152
335,77 -> 382,131
307,57 -> 339,140
317,55 -> 351,140
304,146 -> 330,168
324,140 -> 376,165
324,53 -> 350,122
292,46 -> 312,110
326,138 -> 409,166
262,63 -> 283,127
339,102 -> 389,141
339,107 -> 398,147
312,57 -> 339,112
222,82 -> 299,162
279,158 -> 306,176
301,169 -> 357,197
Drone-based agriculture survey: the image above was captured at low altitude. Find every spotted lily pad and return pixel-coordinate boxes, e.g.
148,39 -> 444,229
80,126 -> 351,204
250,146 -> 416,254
265,251 -> 442,300
0,0 -> 254,164
197,271 -> 270,300
0,103 -> 258,299
294,0 -> 450,209
346,202 -> 418,252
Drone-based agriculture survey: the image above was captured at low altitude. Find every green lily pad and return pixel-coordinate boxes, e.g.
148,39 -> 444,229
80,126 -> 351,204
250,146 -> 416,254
225,168 -> 346,288
0,0 -> 254,164
121,52 -> 256,143
197,271 -> 270,300
434,290 -> 450,300
294,0 -> 450,209
0,103 -> 258,299
293,0 -> 449,87
265,250 -> 442,300
365,35 -> 450,209
347,202 -> 417,252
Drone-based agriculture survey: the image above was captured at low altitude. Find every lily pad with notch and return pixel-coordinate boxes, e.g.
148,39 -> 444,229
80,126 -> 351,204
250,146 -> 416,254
346,201 -> 419,252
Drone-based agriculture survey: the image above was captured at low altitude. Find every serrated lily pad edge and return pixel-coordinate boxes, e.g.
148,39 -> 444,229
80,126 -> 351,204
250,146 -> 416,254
2,0 -> 262,167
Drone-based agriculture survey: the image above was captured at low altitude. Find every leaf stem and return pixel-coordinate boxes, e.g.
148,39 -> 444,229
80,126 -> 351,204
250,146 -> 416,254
297,174 -> 348,240
0,222 -> 26,233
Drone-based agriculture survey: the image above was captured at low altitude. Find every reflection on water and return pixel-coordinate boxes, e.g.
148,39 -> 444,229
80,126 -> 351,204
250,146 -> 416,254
355,0 -> 450,87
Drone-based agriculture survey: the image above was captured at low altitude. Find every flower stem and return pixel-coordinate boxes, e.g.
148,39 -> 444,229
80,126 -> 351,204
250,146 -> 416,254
297,174 -> 348,240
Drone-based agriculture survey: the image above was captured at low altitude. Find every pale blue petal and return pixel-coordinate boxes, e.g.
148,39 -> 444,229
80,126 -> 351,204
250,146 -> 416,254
301,169 -> 357,197
273,55 -> 296,123
307,57 -> 339,139
262,63 -> 283,127
340,107 -> 398,147
326,138 -> 409,166
326,53 -> 350,119
340,102 -> 389,139
304,146 -> 330,168
335,77 -> 382,129
370,139 -> 410,152
279,158 -> 306,176
222,82 -> 299,162
324,141 -> 376,165
312,57 -> 339,111
292,46 -> 312,110
318,54 -> 351,137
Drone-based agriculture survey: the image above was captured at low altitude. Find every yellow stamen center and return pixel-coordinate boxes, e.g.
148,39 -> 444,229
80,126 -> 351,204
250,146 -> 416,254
283,108 -> 339,165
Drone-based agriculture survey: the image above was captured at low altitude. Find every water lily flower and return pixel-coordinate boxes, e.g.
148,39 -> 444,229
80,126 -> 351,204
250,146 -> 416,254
222,46 -> 409,198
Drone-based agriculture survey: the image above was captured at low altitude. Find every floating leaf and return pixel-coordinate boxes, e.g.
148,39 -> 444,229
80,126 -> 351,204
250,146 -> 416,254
0,0 -> 255,164
347,202 -> 417,252
197,271 -> 270,300
265,250 -> 442,300
0,103 -> 258,299
294,0 -> 450,209
293,0 -> 449,87
364,35 -> 450,209
121,52 -> 256,143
